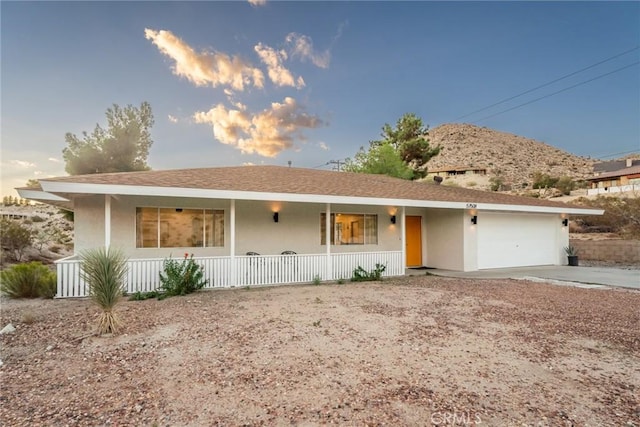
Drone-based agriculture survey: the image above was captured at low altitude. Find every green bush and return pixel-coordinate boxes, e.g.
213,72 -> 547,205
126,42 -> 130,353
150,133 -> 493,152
129,290 -> 160,301
0,262 -> 56,298
556,176 -> 575,195
0,218 -> 33,261
351,263 -> 386,282
159,254 -> 208,297
532,172 -> 559,190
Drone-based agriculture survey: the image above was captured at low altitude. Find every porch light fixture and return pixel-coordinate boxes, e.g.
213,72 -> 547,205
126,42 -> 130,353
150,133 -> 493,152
390,215 -> 396,224
562,218 -> 568,227
273,212 -> 279,223
471,215 -> 478,225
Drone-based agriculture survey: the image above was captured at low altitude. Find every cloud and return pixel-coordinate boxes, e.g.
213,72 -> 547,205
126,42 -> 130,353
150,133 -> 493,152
254,43 -> 305,89
168,114 -> 178,123
318,142 -> 330,151
48,157 -> 60,163
11,160 -> 36,168
193,97 -> 324,157
285,33 -> 331,69
145,28 -> 264,91
247,0 -> 267,5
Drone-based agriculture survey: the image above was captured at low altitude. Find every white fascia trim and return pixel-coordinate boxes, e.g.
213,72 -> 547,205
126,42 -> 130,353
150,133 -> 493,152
38,181 -> 603,215
17,188 -> 69,202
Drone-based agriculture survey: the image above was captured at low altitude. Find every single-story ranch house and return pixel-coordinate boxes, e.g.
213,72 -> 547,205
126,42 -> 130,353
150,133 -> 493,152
19,166 -> 602,298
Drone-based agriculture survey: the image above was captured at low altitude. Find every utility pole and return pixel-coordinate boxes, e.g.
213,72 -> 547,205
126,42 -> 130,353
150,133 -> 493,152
328,159 -> 345,171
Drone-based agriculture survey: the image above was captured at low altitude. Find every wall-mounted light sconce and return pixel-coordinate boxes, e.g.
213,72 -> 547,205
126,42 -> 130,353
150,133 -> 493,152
273,212 -> 279,223
471,215 -> 478,225
562,218 -> 568,227
390,215 -> 396,224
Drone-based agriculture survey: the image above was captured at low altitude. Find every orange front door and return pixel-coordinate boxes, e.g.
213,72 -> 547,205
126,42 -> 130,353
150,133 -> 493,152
406,216 -> 422,267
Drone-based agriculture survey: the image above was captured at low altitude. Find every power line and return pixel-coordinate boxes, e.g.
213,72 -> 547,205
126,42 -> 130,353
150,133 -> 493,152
592,148 -> 640,159
472,61 -> 639,123
454,46 -> 640,121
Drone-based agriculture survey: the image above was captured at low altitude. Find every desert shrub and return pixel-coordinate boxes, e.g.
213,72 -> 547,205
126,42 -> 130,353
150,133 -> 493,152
0,218 -> 33,261
159,254 -> 208,297
489,176 -> 505,192
532,172 -> 559,190
351,263 -> 386,282
572,196 -> 640,238
312,275 -> 321,286
129,290 -> 160,301
556,176 -> 575,195
0,262 -> 56,298
31,215 -> 46,223
81,247 -> 128,334
466,181 -> 477,187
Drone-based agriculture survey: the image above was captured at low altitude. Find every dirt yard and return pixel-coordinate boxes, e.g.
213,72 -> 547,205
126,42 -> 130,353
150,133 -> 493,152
1,276 -> 639,426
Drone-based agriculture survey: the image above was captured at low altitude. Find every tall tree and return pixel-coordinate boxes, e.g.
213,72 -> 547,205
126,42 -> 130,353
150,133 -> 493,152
344,143 -> 415,179
345,113 -> 440,179
62,102 -> 154,175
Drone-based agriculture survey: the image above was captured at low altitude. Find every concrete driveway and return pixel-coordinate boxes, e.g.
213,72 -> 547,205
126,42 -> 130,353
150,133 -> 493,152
419,265 -> 640,290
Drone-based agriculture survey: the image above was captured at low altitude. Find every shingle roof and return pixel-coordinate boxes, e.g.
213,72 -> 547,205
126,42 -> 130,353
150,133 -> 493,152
40,165 -> 588,210
587,165 -> 640,181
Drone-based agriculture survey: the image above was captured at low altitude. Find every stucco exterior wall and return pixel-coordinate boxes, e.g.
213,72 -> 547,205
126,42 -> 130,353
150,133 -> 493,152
78,196 -> 402,258
74,195 -> 105,251
424,209 -> 465,271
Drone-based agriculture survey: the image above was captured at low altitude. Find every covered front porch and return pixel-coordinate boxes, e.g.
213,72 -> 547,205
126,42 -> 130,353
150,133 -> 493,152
54,251 -> 404,298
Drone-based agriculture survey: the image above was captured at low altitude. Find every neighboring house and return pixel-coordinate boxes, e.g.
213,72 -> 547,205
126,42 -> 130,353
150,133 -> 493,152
586,164 -> 640,196
426,166 -> 488,177
593,158 -> 640,173
19,166 -> 601,298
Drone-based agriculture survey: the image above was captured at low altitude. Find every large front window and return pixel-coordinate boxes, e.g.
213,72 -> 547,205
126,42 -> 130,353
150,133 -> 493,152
320,213 -> 378,245
136,208 -> 224,248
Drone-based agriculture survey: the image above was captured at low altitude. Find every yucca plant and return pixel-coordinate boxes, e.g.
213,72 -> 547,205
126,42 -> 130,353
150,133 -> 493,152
80,247 -> 128,335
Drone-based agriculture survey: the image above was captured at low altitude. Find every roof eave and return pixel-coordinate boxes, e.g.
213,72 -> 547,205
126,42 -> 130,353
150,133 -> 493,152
38,180 -> 603,216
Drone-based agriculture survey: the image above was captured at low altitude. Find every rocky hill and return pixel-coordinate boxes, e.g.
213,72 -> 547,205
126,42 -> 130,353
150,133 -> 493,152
0,204 -> 74,266
427,123 -> 597,190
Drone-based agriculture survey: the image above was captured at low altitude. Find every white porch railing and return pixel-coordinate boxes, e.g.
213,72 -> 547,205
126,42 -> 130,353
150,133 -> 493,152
54,251 -> 403,298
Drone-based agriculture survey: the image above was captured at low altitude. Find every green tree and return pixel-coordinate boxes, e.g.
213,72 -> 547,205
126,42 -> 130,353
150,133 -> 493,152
371,113 -> 441,178
344,143 -> 415,179
346,113 -> 440,179
62,102 -> 154,175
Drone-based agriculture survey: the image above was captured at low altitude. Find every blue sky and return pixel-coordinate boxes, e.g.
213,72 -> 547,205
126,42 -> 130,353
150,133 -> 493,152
2,1 -> 639,196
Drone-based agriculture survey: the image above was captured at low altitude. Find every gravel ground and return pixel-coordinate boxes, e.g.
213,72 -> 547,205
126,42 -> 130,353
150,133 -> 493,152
1,276 -> 639,426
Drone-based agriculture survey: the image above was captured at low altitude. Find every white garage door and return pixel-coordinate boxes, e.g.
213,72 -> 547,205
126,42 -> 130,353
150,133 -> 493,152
477,213 -> 558,269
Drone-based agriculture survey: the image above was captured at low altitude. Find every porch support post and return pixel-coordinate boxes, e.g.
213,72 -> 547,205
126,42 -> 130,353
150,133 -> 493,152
400,206 -> 406,273
104,195 -> 111,249
326,203 -> 332,280
230,199 -> 236,286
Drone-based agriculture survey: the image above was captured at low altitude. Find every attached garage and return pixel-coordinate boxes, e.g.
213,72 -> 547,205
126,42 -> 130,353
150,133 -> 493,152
477,213 -> 559,269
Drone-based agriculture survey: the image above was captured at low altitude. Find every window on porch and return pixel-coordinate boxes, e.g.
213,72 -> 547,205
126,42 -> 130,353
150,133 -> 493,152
320,213 -> 378,245
136,208 -> 224,248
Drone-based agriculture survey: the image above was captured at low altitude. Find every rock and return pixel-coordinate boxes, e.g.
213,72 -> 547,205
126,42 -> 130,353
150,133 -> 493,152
46,345 -> 54,352
0,323 -> 16,334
